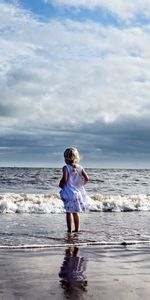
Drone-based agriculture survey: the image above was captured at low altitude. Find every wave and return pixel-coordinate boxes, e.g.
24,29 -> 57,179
0,240 -> 150,249
0,193 -> 150,214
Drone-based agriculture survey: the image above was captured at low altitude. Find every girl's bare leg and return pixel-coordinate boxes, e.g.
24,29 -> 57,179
66,212 -> 72,233
73,213 -> 80,232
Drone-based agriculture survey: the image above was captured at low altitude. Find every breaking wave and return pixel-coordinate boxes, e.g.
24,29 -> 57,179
0,193 -> 150,214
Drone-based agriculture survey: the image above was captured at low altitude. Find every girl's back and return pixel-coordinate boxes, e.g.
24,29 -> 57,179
65,164 -> 83,191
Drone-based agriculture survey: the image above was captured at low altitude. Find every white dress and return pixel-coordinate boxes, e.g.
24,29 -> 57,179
60,164 -> 88,213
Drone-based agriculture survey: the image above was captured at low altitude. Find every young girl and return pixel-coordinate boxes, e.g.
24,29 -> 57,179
59,147 -> 89,233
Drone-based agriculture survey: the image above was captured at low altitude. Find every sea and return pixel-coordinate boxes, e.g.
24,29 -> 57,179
0,167 -> 150,248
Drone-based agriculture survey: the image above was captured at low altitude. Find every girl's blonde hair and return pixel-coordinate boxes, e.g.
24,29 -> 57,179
64,147 -> 80,172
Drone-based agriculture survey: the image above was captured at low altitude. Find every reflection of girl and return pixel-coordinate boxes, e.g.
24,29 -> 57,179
59,247 -> 88,292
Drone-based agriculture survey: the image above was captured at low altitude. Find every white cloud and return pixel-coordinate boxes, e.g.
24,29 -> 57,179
48,0 -> 150,21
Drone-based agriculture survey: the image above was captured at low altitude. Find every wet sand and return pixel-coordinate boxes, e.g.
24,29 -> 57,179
0,245 -> 150,300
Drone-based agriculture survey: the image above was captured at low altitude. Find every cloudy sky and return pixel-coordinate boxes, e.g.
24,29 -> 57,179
0,0 -> 150,168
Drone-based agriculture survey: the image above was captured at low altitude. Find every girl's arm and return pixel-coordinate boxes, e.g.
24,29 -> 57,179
82,168 -> 89,185
59,166 -> 69,188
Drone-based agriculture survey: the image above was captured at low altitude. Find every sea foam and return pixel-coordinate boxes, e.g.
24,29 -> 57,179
0,193 -> 150,214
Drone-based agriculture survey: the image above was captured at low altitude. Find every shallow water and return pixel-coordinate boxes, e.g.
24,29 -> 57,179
0,212 -> 149,247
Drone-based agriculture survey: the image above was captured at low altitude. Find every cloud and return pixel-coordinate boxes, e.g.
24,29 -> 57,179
0,0 -> 150,166
1,115 -> 150,167
46,0 -> 150,22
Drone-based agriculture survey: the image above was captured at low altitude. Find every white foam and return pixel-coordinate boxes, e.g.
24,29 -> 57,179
0,193 -> 150,214
0,240 -> 150,249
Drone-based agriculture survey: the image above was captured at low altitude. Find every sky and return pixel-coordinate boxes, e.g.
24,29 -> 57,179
0,0 -> 150,168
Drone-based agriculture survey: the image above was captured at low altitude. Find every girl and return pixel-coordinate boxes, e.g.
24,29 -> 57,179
59,147 -> 89,233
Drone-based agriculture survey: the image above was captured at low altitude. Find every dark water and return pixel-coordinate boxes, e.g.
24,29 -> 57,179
0,167 -> 150,195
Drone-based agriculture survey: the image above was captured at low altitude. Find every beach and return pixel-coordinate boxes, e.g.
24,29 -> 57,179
0,244 -> 150,300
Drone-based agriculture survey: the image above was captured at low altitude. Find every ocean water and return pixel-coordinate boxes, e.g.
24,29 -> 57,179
0,167 -> 150,248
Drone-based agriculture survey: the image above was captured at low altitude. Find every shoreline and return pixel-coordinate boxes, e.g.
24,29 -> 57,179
0,239 -> 150,250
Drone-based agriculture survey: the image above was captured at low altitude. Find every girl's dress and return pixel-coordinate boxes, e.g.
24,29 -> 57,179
60,164 -> 88,213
